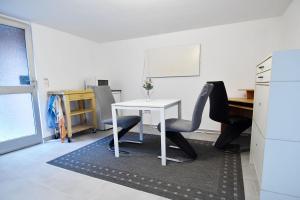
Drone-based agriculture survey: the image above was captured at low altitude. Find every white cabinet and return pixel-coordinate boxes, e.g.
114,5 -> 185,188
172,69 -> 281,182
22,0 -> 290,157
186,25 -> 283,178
250,121 -> 265,185
267,82 -> 300,141
251,50 -> 300,200
262,139 -> 300,198
253,84 -> 270,137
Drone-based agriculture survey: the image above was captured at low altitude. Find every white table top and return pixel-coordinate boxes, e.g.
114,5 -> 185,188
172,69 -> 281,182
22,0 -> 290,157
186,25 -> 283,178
112,99 -> 181,108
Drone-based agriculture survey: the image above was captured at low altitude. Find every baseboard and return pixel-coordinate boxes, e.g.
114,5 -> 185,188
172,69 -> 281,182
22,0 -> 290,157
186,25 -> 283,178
42,125 -> 220,142
42,135 -> 58,142
195,129 -> 220,135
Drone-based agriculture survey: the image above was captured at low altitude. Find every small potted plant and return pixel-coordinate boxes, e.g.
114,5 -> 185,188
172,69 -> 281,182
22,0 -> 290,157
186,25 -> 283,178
143,78 -> 154,100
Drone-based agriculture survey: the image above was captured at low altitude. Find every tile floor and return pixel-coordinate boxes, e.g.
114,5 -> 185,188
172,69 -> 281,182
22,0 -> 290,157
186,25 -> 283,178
0,126 -> 260,200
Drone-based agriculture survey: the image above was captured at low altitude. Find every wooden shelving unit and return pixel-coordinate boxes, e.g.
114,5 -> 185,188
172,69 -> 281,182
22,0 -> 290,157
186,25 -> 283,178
48,89 -> 97,142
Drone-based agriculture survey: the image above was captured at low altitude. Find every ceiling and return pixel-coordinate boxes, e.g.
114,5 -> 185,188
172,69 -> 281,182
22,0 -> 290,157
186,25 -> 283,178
0,0 -> 292,43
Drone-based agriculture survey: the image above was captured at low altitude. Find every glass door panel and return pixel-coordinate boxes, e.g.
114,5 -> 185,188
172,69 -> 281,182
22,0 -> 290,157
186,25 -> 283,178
0,17 -> 42,154
0,24 -> 30,86
0,94 -> 36,142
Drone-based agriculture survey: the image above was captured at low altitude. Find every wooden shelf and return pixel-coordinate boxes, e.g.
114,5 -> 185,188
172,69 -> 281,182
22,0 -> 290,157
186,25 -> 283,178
228,98 -> 254,104
72,124 -> 93,133
70,108 -> 94,116
229,104 -> 253,111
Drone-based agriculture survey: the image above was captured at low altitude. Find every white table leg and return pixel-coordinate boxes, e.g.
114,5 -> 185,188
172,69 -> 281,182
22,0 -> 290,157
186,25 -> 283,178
112,105 -> 119,157
178,101 -> 182,119
160,108 -> 166,166
139,110 -> 143,141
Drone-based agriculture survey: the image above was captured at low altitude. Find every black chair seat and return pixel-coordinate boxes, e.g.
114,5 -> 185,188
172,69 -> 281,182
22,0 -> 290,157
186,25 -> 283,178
102,115 -> 141,129
227,116 -> 251,125
157,118 -> 194,132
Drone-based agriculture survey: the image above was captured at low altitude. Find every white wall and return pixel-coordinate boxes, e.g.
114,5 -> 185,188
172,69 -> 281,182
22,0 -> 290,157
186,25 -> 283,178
31,23 -> 101,138
280,0 -> 300,49
96,18 -> 282,131
30,2 -> 299,137
2,1 -> 298,139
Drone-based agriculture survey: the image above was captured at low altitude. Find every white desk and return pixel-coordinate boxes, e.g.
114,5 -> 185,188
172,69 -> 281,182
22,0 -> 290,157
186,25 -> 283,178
111,99 -> 181,166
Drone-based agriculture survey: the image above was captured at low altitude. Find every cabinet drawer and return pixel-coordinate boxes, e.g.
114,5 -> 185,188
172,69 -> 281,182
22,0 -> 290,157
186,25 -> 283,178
250,121 -> 265,186
68,93 -> 94,101
256,70 -> 271,83
253,84 -> 270,136
256,57 -> 272,74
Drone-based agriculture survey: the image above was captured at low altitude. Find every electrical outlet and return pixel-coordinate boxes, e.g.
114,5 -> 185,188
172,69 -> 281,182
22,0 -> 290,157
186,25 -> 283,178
43,78 -> 49,88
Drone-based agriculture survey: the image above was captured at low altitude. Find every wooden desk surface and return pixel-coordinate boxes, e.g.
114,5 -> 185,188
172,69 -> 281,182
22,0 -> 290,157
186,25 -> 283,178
221,97 -> 254,131
228,98 -> 253,111
228,104 -> 253,111
228,98 -> 254,104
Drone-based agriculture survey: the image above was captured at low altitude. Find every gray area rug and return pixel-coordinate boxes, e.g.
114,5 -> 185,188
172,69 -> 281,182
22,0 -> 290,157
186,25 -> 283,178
48,133 -> 245,200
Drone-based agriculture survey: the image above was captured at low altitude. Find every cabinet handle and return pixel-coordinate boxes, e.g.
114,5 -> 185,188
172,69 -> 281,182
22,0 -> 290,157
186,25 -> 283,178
258,76 -> 263,79
258,66 -> 264,69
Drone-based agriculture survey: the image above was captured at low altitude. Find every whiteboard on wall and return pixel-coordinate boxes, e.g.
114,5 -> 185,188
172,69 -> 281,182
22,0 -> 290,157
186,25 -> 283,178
145,44 -> 200,78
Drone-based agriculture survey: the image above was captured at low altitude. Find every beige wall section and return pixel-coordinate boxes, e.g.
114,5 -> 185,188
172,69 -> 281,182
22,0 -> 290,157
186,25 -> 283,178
31,23 -> 101,138
280,0 -> 300,49
95,18 -> 282,131
28,0 -> 300,137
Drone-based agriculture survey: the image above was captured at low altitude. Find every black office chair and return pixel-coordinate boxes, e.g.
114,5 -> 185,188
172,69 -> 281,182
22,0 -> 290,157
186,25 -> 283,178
92,86 -> 141,152
207,81 -> 252,151
157,83 -> 214,161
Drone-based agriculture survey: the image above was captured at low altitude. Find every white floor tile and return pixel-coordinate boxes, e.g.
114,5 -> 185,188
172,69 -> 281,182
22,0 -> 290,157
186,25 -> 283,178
0,127 -> 259,200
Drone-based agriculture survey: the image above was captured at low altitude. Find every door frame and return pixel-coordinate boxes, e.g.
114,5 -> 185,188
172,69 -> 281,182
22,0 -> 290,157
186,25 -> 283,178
0,16 -> 42,154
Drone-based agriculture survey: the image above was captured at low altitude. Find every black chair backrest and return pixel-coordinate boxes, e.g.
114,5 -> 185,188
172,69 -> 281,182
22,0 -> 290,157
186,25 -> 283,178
190,83 -> 214,131
207,81 -> 229,123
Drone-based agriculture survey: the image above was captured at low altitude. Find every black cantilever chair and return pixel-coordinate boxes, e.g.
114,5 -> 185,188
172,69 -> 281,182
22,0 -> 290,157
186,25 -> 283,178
92,86 -> 141,152
207,81 -> 252,151
157,83 -> 214,161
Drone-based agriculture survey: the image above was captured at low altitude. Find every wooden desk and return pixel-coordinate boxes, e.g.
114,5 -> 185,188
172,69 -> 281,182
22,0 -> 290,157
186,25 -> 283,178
229,98 -> 254,105
238,89 -> 254,99
221,98 -> 254,131
228,98 -> 253,118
